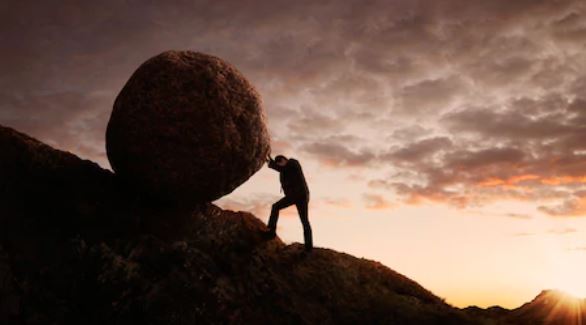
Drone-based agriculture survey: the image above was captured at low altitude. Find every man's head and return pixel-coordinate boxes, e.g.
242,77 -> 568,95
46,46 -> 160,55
275,155 -> 288,167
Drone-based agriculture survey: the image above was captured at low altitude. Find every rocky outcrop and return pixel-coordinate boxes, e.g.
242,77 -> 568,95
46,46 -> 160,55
0,125 -> 475,324
106,50 -> 271,206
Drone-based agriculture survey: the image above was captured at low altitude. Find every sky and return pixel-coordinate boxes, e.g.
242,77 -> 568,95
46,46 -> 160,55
1,0 -> 586,308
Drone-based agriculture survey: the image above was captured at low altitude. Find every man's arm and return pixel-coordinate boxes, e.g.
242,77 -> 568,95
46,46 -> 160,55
267,154 -> 282,171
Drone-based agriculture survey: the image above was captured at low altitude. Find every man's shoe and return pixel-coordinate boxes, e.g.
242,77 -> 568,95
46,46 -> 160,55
262,230 -> 276,240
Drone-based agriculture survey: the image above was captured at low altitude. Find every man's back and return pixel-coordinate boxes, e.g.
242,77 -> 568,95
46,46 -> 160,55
273,158 -> 309,199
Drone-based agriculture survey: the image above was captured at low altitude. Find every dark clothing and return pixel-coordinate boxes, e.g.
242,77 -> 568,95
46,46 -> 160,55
268,158 -> 310,200
267,157 -> 312,250
268,195 -> 312,250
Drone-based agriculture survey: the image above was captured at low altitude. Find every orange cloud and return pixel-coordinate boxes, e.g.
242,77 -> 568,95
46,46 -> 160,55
363,193 -> 393,210
540,195 -> 586,217
477,174 -> 540,187
540,176 -> 586,185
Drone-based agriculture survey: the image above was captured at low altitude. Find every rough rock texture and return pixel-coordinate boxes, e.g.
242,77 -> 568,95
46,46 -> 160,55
106,50 -> 270,205
0,125 -> 478,324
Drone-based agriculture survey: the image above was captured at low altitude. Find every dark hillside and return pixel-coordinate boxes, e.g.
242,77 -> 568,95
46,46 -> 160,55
0,125 -> 475,324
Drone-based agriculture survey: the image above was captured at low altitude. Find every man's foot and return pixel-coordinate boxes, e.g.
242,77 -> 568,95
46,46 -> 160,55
261,230 -> 276,240
297,246 -> 312,259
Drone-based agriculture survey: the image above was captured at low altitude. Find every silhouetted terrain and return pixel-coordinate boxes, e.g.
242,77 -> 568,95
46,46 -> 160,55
0,125 -> 475,324
506,290 -> 586,325
1,125 -> 584,324
464,290 -> 586,324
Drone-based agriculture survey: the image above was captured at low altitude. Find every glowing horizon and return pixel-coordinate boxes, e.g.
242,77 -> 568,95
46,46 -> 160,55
217,168 -> 586,308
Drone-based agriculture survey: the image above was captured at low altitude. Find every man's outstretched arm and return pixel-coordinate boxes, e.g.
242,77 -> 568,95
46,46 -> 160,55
266,154 -> 281,171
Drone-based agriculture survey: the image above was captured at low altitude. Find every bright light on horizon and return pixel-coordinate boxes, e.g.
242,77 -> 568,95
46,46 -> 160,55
551,271 -> 586,299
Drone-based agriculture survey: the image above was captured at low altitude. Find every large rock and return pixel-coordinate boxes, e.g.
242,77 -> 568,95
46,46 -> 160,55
106,50 -> 270,205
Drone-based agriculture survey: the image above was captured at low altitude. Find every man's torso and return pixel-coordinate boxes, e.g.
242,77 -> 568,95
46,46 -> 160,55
280,159 -> 310,200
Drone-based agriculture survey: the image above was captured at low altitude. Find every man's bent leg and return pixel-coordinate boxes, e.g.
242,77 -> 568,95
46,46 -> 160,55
267,196 -> 295,234
296,199 -> 312,250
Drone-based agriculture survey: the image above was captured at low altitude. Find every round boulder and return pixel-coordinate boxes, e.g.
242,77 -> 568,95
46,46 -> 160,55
106,50 -> 270,204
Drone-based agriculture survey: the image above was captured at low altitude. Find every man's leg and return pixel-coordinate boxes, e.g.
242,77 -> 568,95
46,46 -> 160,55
267,196 -> 295,235
295,198 -> 312,251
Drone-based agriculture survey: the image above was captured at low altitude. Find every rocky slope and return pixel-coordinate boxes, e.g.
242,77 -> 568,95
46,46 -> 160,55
0,124 -> 476,324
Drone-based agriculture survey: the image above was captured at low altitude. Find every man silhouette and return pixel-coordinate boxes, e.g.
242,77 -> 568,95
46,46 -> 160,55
265,154 -> 312,251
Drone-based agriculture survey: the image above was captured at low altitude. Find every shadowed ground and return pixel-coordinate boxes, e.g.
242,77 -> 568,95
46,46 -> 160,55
0,125 -> 477,324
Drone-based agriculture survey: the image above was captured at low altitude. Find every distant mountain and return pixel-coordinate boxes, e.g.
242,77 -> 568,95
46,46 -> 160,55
463,290 -> 586,324
462,305 -> 511,323
506,290 -> 586,325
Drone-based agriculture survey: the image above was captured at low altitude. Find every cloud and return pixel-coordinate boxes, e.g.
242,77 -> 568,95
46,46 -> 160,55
505,213 -> 533,220
300,141 -> 376,168
215,193 -> 280,218
383,137 -> 453,164
513,228 -> 578,237
372,92 -> 586,213
0,91 -> 111,165
396,76 -> 465,114
539,193 -> 586,217
547,228 -> 578,235
320,197 -> 353,208
513,232 -> 535,237
362,193 -> 393,210
568,246 -> 586,252
443,104 -> 576,142
286,109 -> 345,136
388,125 -> 432,142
